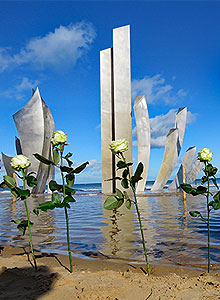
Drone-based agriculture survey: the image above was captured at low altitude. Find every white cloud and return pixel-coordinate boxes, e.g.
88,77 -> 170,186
0,22 -> 96,72
0,77 -> 39,100
133,109 -> 197,148
132,74 -> 187,105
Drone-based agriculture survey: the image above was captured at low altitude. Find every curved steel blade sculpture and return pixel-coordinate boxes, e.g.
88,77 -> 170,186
151,107 -> 187,191
12,88 -> 54,194
151,128 -> 179,191
32,98 -> 55,194
134,96 -> 150,193
1,152 -> 14,177
168,146 -> 196,190
186,158 -> 203,184
15,136 -> 22,155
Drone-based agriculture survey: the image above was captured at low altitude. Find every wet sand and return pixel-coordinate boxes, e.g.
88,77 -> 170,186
0,246 -> 220,300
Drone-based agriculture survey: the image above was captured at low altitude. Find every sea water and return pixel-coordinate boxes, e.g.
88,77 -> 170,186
0,181 -> 220,269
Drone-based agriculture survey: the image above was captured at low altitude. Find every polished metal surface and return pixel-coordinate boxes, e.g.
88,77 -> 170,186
168,146 -> 196,190
100,48 -> 114,194
134,96 -> 151,193
15,136 -> 22,155
186,158 -> 204,184
113,25 -> 133,189
151,128 -> 179,191
13,88 -> 44,175
1,152 -> 14,177
100,25 -> 133,194
13,88 -> 54,193
33,99 -> 55,194
151,108 -> 187,191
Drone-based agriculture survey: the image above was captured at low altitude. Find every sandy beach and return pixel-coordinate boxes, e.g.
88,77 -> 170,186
0,246 -> 220,300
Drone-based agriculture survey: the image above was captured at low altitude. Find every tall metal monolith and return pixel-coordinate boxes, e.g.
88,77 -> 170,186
101,25 -> 132,194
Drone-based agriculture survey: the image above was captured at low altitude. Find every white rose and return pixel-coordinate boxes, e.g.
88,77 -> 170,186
51,130 -> 67,146
11,155 -> 31,171
198,148 -> 213,162
109,139 -> 128,154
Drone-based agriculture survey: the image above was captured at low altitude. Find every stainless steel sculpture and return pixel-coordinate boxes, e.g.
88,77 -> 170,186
100,48 -> 114,194
168,146 -> 196,190
100,25 -> 132,194
186,158 -> 203,184
15,136 -> 22,155
33,98 -> 55,194
134,96 -> 151,193
12,88 -> 54,193
1,152 -> 14,177
151,107 -> 187,191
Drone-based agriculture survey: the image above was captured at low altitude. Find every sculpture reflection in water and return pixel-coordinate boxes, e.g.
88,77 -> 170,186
101,196 -> 137,259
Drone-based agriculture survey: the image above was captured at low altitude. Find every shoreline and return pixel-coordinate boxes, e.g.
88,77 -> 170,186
1,246 -> 220,299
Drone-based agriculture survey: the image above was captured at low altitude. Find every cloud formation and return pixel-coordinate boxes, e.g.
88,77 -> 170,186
132,74 -> 187,105
0,22 -> 96,72
133,109 -> 197,148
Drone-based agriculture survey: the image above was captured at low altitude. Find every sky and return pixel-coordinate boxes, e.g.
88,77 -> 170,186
0,1 -> 220,183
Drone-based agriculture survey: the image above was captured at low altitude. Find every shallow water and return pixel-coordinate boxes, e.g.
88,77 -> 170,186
1,191 -> 220,268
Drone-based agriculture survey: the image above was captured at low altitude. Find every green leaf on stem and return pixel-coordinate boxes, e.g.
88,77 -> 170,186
134,162 -> 144,177
49,180 -> 63,192
122,169 -> 129,179
181,183 -> 195,194
16,188 -> 30,200
65,187 -> 76,196
104,196 -> 123,210
204,164 -> 218,177
34,201 -> 56,212
201,176 -> 208,184
33,153 -> 55,165
73,161 -> 89,174
3,176 -> 16,189
131,175 -> 142,187
116,188 -> 124,200
125,199 -> 132,209
64,152 -> 72,159
209,200 -> 220,210
117,161 -> 133,170
63,195 -> 76,203
11,219 -> 33,236
213,191 -> 220,202
65,158 -> 73,167
181,184 -> 207,196
66,173 -> 75,187
189,211 -> 201,217
61,202 -> 71,209
212,177 -> 219,189
53,149 -> 60,165
121,178 -> 129,189
60,166 -> 74,173
196,186 -> 207,194
26,175 -> 37,187
52,192 -> 62,204
117,161 -> 127,169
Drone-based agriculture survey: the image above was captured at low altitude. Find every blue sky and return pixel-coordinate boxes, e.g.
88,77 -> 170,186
0,1 -> 220,183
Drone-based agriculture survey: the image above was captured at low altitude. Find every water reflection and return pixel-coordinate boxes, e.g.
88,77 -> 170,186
0,191 -> 220,268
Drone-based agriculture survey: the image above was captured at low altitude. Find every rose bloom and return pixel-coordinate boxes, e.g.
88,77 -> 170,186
11,155 -> 31,171
109,139 -> 128,154
198,148 -> 213,162
51,130 -> 67,146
